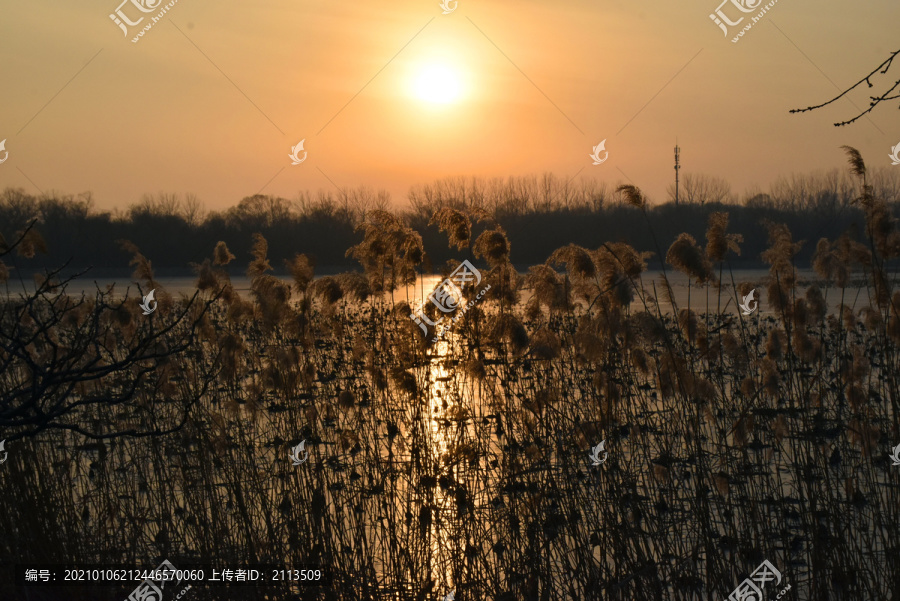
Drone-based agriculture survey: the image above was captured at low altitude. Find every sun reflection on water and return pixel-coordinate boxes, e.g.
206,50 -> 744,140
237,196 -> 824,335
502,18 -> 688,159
427,339 -> 454,593
426,337 -> 465,596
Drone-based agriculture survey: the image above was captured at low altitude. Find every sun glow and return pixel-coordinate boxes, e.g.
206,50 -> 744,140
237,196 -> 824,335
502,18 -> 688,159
412,63 -> 463,105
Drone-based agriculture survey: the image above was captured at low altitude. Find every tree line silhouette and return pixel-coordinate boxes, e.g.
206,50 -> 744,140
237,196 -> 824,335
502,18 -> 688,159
1,167 -> 898,277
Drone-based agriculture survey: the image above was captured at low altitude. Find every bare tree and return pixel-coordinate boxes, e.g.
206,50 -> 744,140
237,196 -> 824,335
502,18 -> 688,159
224,194 -> 292,229
767,169 -> 856,212
181,193 -> 205,227
665,173 -> 734,205
0,227 -> 219,442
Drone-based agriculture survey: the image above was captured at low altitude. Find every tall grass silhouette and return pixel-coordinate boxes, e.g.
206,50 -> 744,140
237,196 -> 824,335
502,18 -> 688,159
1,148 -> 899,600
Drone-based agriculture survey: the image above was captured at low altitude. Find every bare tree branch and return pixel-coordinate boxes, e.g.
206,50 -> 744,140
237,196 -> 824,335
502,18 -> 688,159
791,49 -> 900,126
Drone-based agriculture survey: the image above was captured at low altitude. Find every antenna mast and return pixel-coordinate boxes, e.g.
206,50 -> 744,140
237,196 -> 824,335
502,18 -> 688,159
674,142 -> 681,206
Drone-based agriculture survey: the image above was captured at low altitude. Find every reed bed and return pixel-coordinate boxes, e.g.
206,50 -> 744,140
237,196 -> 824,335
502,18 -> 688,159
1,150 -> 899,601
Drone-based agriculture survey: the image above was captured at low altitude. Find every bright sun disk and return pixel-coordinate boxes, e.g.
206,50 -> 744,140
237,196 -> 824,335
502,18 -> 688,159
412,64 -> 462,105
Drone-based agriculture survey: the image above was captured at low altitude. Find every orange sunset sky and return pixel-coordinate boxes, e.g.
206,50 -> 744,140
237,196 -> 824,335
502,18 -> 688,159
0,0 -> 898,211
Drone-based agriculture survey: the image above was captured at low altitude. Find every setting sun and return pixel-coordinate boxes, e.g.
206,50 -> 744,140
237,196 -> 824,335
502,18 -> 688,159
412,63 -> 463,105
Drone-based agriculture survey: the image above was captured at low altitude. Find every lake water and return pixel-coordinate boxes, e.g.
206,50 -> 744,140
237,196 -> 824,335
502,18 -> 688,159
4,268 -> 875,316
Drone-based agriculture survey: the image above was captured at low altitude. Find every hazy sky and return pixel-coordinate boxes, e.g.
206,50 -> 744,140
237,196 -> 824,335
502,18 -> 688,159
1,0 -> 898,211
